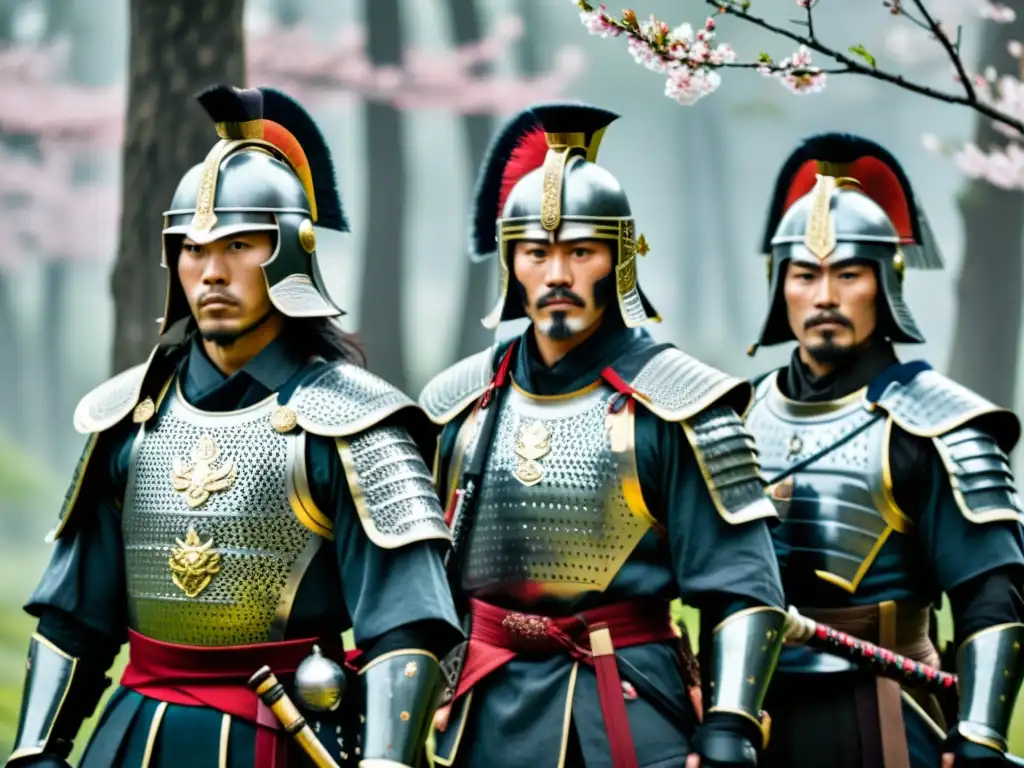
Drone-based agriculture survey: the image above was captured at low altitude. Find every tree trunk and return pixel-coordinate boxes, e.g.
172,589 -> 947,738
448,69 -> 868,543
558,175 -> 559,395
357,0 -> 407,390
451,0 -> 495,360
0,4 -> 21,439
110,0 -> 246,373
947,5 -> 1024,408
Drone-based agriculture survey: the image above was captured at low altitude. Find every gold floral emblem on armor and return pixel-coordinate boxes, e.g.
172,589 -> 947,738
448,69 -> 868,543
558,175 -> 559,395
171,434 -> 237,509
169,526 -> 221,598
513,420 -> 551,487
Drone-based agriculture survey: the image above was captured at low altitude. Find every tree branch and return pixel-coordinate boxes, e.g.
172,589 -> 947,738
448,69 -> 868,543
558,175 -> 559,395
707,0 -> 1023,134
909,0 -> 976,101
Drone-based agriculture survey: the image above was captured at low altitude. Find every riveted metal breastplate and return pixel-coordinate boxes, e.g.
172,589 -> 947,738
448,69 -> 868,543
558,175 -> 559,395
745,375 -> 910,597
460,382 -> 651,602
121,382 -> 320,646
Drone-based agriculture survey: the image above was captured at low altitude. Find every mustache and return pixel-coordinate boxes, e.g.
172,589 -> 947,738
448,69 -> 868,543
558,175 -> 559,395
804,311 -> 853,330
198,289 -> 240,307
536,287 -> 586,309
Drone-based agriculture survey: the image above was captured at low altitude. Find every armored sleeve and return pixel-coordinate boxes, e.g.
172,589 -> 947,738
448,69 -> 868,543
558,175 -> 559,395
9,425 -> 133,764
639,413 -> 785,737
877,368 -> 1023,527
306,429 -> 460,768
628,347 -> 777,526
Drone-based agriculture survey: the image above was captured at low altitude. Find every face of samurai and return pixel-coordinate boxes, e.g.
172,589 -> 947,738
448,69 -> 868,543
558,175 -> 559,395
783,256 -> 879,372
512,239 -> 614,341
177,230 -> 282,347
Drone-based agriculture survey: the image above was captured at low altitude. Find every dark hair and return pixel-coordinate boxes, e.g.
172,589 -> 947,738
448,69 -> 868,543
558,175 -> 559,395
283,316 -> 367,367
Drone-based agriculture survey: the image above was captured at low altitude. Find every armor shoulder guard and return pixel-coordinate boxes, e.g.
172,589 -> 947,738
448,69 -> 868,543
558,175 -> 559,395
629,347 -> 754,423
336,424 -> 452,549
418,347 -> 496,426
876,370 -> 1024,525
72,358 -> 153,435
681,405 -> 778,526
875,369 -> 1021,452
291,361 -> 426,439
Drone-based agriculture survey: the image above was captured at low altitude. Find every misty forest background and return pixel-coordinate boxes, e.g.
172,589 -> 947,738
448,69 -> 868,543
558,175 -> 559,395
1,0 -> 1023,758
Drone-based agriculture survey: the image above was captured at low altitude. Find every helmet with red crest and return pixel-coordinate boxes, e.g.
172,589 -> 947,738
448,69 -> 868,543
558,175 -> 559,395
470,102 -> 659,329
751,132 -> 943,354
159,84 -> 347,334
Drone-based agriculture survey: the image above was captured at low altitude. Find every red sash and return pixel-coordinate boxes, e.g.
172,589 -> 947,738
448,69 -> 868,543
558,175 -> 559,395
121,630 -> 353,768
445,598 -> 679,768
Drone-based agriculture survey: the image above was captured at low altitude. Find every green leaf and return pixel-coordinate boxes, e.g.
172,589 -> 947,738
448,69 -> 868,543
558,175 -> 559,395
848,43 -> 877,69
757,52 -> 773,64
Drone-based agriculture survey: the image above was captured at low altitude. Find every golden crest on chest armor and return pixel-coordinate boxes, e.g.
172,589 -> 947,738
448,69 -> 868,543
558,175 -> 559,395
513,420 -> 552,486
169,525 -> 222,598
171,433 -> 237,509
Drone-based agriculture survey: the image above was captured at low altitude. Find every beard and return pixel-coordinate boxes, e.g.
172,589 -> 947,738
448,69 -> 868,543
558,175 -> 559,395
804,330 -> 859,367
199,309 -> 274,347
536,311 -> 591,341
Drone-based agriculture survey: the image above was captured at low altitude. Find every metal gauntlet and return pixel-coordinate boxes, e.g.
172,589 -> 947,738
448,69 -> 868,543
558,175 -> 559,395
955,623 -> 1024,754
708,607 -> 787,730
358,649 -> 443,768
7,634 -> 106,764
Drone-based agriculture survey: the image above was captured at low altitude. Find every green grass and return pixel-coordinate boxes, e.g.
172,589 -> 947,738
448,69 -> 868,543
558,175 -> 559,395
0,591 -> 1020,757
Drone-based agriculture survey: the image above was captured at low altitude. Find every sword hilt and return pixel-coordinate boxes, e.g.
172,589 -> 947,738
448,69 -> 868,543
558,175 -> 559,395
248,666 -> 341,768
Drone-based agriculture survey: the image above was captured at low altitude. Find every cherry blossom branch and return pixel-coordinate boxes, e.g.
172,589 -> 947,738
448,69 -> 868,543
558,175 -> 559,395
575,0 -> 1024,136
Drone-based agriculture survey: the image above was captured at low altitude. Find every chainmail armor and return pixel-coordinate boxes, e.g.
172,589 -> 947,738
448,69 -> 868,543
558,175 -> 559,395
341,425 -> 451,548
122,388 -> 318,646
461,385 -> 650,600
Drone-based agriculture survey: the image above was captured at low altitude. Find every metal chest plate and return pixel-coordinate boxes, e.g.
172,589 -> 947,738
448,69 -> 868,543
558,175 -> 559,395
460,382 -> 651,600
745,376 -> 908,595
121,383 -> 318,646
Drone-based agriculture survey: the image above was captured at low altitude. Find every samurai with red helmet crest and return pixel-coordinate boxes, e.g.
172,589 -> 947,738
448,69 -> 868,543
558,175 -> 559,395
418,103 -> 786,768
743,132 -> 1024,768
5,85 -> 461,768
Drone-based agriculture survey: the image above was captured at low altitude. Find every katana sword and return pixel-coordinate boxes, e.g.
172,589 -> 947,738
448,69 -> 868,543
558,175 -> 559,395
783,606 -> 957,694
783,608 -> 1024,766
248,666 -> 342,768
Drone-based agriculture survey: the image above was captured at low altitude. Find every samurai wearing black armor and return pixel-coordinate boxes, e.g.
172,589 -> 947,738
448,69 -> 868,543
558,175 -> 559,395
4,85 -> 460,768
418,102 -> 787,768
745,132 -> 1024,768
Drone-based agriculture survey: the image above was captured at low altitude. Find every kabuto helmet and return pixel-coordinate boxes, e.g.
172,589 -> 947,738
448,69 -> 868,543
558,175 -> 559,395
471,102 -> 660,329
750,132 -> 943,355
159,84 -> 348,333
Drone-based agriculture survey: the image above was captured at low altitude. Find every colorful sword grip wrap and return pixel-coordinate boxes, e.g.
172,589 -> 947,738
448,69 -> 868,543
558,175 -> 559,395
804,620 -> 958,693
956,623 -> 1024,753
248,666 -> 341,768
7,634 -> 104,764
359,650 -> 442,768
708,607 -> 786,729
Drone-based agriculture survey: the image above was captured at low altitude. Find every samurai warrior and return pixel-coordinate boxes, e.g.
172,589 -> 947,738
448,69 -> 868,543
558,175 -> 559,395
744,132 -> 1024,768
418,102 -> 787,768
4,85 -> 461,768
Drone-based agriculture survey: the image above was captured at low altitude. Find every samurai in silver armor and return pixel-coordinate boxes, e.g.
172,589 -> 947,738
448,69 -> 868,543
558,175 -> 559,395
5,85 -> 461,768
745,132 -> 1024,768
418,103 -> 787,768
